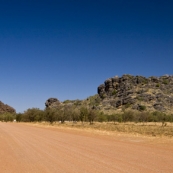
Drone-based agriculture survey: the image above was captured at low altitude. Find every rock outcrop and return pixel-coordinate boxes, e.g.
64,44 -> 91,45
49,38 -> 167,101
97,74 -> 173,113
45,98 -> 61,108
45,74 -> 173,114
0,101 -> 16,114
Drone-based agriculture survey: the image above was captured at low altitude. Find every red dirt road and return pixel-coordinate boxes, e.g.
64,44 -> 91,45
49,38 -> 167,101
0,122 -> 173,173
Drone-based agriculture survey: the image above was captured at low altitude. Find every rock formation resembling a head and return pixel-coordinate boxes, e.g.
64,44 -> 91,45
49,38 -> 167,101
45,98 -> 61,108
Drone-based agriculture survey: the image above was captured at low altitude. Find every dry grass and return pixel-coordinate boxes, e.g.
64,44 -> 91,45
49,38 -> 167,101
30,121 -> 173,138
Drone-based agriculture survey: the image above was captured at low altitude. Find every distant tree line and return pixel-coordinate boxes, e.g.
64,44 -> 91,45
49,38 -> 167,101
1,107 -> 173,124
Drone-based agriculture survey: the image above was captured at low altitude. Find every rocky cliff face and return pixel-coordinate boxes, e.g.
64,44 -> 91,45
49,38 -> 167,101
0,101 -> 16,114
97,74 -> 173,113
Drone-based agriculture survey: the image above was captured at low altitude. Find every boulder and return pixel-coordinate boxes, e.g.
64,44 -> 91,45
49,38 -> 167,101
97,84 -> 105,96
153,103 -> 166,111
45,98 -> 61,108
123,97 -> 136,105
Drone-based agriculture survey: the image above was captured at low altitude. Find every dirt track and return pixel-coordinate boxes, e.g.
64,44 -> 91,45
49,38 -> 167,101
0,122 -> 173,173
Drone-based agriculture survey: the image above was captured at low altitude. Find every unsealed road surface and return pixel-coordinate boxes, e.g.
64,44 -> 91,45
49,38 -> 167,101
0,122 -> 173,173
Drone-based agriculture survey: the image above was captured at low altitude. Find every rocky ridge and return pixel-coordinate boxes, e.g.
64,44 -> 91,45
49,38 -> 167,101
97,74 -> 173,113
45,97 -> 83,110
0,101 -> 16,114
45,74 -> 173,114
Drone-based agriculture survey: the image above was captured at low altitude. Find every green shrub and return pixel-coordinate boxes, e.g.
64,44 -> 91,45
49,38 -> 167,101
96,113 -> 107,122
112,90 -> 117,95
44,109 -> 57,124
136,96 -> 143,101
63,100 -> 70,104
110,114 -> 122,123
155,83 -> 160,87
124,103 -> 131,108
0,113 -> 15,122
88,109 -> 98,124
101,94 -> 107,99
23,108 -> 44,122
79,107 -> 88,123
122,111 -> 134,122
162,79 -> 169,85
138,105 -> 146,111
16,113 -> 22,122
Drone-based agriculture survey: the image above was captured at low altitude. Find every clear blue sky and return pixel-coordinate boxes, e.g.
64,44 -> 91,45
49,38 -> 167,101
0,0 -> 173,113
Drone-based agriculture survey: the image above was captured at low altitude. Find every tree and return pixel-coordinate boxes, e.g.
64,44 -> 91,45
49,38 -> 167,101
88,109 -> 97,124
71,108 -> 80,123
23,108 -> 40,122
96,112 -> 107,122
44,109 -> 57,124
34,110 -> 44,122
139,112 -> 148,123
79,107 -> 88,124
57,109 -> 66,123
0,113 -> 15,122
16,113 -> 22,122
122,111 -> 134,122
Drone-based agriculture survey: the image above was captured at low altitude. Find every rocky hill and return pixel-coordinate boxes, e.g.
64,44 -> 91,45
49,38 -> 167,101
0,101 -> 16,114
45,74 -> 173,114
97,74 -> 173,113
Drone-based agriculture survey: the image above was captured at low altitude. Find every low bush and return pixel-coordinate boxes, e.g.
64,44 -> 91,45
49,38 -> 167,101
0,113 -> 15,122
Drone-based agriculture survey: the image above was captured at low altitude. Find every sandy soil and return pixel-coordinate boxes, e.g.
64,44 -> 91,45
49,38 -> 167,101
0,122 -> 173,173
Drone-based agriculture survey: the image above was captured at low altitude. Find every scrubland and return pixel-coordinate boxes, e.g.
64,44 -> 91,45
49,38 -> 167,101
30,121 -> 173,138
